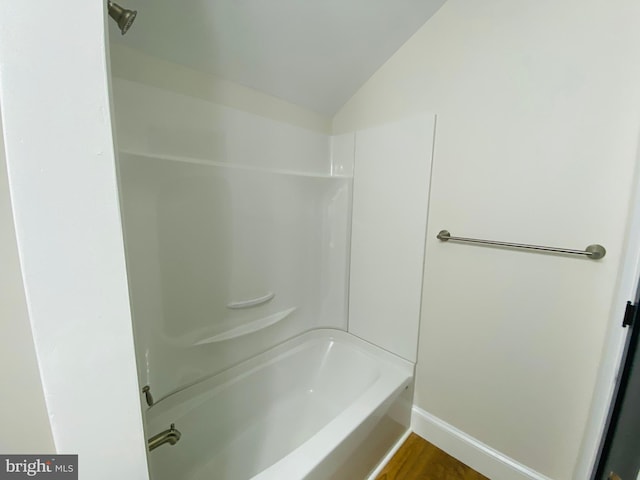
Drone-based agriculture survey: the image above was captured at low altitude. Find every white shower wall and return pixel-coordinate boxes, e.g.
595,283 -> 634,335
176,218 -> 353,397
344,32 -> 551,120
113,79 -> 331,173
113,78 -> 352,399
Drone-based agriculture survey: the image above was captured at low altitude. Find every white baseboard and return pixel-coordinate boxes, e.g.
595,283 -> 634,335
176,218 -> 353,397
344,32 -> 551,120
411,406 -> 554,480
366,428 -> 412,480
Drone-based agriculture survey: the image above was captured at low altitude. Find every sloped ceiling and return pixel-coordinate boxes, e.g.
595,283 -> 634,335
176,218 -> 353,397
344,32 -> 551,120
109,0 -> 446,115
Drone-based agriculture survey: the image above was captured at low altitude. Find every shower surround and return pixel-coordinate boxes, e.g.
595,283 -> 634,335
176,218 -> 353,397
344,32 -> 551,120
113,74 -> 433,479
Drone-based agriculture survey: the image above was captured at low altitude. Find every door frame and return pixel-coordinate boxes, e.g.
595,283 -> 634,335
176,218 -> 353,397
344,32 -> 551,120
594,298 -> 640,479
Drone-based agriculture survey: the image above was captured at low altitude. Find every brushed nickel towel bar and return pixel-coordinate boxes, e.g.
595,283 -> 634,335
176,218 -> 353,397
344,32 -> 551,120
436,230 -> 606,260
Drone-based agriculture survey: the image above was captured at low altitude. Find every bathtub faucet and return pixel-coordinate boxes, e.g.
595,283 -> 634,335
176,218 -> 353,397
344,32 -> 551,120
148,423 -> 181,452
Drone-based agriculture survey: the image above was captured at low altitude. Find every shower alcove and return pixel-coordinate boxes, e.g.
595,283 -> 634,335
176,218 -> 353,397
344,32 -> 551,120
112,48 -> 434,478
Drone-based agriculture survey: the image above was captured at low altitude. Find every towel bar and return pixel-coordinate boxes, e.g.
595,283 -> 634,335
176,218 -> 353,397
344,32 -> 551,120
436,230 -> 606,260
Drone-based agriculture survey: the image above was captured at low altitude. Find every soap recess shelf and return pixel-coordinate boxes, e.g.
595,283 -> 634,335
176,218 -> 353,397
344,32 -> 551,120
226,292 -> 275,309
193,307 -> 297,345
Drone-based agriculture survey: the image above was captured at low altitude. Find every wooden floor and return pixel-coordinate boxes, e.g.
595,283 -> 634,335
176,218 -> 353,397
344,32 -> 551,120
376,433 -> 490,480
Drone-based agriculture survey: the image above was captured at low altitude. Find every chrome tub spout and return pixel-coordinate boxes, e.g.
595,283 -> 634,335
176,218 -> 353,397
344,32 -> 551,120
148,423 -> 181,452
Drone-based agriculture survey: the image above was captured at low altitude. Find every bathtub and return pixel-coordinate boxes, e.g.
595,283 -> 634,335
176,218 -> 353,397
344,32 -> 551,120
145,329 -> 414,480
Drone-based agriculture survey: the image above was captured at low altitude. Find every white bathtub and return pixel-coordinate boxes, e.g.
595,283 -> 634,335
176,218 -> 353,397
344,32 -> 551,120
146,329 -> 413,480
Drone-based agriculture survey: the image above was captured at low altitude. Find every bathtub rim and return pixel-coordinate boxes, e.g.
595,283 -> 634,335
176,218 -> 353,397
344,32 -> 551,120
146,328 -> 414,420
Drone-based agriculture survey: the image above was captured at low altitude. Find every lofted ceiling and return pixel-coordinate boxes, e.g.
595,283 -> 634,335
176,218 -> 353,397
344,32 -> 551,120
109,0 -> 446,115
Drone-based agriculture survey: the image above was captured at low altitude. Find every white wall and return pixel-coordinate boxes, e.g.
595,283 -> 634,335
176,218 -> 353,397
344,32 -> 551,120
112,78 -> 331,173
0,113 -> 54,453
110,44 -> 331,134
333,1 -> 640,479
0,2 -> 148,477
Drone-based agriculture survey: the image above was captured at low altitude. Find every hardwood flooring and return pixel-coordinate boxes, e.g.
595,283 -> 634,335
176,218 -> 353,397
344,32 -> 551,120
376,433 -> 490,480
